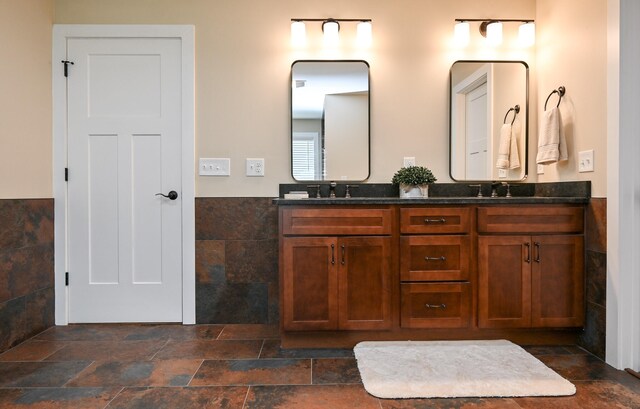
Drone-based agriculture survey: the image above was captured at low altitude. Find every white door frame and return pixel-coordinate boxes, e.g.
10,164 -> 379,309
52,25 -> 195,325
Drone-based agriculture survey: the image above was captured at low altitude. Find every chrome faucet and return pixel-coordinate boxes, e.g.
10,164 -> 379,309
345,184 -> 358,198
329,181 -> 337,198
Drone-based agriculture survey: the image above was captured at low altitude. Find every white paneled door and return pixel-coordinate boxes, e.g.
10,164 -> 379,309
66,37 -> 183,322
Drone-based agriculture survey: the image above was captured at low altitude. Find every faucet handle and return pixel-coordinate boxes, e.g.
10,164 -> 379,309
306,184 -> 321,198
501,182 -> 512,198
345,184 -> 359,198
468,184 -> 483,198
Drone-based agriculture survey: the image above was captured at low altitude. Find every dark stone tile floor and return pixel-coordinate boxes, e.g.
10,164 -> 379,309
0,324 -> 638,408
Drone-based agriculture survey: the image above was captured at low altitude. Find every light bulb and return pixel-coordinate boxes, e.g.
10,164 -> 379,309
323,20 -> 340,47
518,22 -> 535,47
486,21 -> 503,46
454,21 -> 470,47
356,21 -> 372,47
291,21 -> 306,47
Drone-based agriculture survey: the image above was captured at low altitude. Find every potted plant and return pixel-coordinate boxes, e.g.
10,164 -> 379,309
391,166 -> 437,198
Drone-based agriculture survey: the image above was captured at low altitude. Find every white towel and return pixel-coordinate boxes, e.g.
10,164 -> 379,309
536,107 -> 568,164
496,124 -> 512,169
509,123 -> 521,170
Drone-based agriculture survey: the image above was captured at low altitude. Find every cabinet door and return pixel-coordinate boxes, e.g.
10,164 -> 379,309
478,236 -> 532,328
338,236 -> 392,330
282,237 -> 338,331
531,235 -> 584,327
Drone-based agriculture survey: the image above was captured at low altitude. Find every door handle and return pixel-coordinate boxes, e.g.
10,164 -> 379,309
524,242 -> 530,263
155,190 -> 178,200
534,242 -> 541,262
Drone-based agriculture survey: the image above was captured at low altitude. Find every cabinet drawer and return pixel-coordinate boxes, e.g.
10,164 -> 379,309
400,236 -> 470,281
477,206 -> 584,234
282,208 -> 392,236
401,283 -> 471,328
400,207 -> 470,234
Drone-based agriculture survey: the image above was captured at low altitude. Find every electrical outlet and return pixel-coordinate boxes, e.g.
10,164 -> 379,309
578,150 -> 594,172
498,169 -> 507,178
246,158 -> 265,176
403,157 -> 416,167
199,158 -> 230,176
537,164 -> 545,174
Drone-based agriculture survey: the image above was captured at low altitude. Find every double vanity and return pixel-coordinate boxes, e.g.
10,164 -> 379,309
285,60 -> 585,348
274,183 -> 589,348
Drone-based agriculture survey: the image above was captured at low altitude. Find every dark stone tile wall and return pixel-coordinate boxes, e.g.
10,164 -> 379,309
195,198 -> 278,324
0,199 -> 55,353
579,198 -> 607,359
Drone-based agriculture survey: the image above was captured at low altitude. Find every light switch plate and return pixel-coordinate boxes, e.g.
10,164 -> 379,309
578,150 -> 594,173
246,158 -> 265,177
199,158 -> 230,176
403,157 -> 416,167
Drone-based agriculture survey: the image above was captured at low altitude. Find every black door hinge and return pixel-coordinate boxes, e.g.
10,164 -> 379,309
61,60 -> 74,77
65,272 -> 69,286
65,168 -> 68,182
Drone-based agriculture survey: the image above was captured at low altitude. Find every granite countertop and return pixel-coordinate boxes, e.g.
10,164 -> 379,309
274,181 -> 591,205
273,196 -> 590,205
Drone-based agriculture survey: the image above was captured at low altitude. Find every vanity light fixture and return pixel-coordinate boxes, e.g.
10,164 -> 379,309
454,19 -> 535,47
290,18 -> 373,48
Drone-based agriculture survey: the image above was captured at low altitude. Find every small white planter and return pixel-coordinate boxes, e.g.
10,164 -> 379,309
399,183 -> 429,198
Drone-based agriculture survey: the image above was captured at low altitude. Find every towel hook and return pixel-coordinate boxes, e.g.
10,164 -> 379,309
544,86 -> 566,110
503,104 -> 520,125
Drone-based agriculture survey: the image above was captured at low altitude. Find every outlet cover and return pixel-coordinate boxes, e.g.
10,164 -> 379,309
246,158 -> 265,176
199,158 -> 230,176
403,157 -> 416,167
537,164 -> 545,175
498,169 -> 507,178
578,150 -> 594,172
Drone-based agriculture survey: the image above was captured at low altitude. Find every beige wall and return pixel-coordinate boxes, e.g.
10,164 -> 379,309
54,0 -> 536,197
7,0 -> 605,198
0,0 -> 53,199
536,0 -> 608,197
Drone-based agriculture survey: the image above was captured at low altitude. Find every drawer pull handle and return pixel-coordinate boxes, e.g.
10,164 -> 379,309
424,218 -> 446,224
331,244 -> 335,265
534,242 -> 541,262
425,303 -> 447,309
425,256 -> 447,261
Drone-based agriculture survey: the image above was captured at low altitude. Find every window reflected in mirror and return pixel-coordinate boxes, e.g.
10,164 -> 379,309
291,60 -> 370,182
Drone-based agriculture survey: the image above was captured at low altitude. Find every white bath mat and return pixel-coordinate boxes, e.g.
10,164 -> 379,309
354,340 -> 576,399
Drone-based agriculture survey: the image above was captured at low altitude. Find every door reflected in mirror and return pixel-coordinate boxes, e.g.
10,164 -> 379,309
291,60 -> 370,181
450,61 -> 528,181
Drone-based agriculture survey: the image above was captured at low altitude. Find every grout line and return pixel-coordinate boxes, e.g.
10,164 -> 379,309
186,359 -> 205,386
241,385 -> 251,409
148,339 -> 171,361
102,386 -> 125,409
60,360 -> 95,387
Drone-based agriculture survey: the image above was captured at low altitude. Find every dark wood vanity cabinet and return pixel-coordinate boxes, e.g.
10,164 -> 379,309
278,201 -> 586,344
477,206 -> 585,329
280,207 -> 393,331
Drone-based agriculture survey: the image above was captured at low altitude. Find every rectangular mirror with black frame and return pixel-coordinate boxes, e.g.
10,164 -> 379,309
450,60 -> 528,182
291,60 -> 370,182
